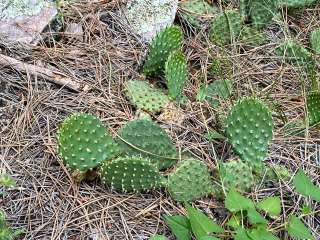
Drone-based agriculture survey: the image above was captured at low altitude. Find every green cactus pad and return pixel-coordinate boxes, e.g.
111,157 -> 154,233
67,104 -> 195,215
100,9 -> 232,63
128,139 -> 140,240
249,0 -> 278,29
259,164 -> 292,183
307,92 -> 320,126
143,26 -> 183,76
279,0 -> 317,8
99,156 -> 164,192
276,40 -> 312,67
167,159 -> 214,202
219,160 -> 255,193
205,79 -> 232,107
310,28 -> 320,54
239,26 -> 268,46
125,80 -> 170,113
209,10 -> 243,46
117,119 -> 177,170
225,98 -> 273,166
180,0 -> 218,28
165,51 -> 188,100
57,113 -> 121,172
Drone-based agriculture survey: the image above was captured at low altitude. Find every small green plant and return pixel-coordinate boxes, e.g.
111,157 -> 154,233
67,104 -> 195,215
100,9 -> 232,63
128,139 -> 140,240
117,119 -> 178,170
165,50 -> 188,100
153,169 -> 318,239
57,113 -> 121,179
124,80 -> 170,114
143,26 -> 183,76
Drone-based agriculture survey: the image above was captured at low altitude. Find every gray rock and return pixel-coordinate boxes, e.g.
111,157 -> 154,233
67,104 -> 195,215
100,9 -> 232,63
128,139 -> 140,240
0,0 -> 57,44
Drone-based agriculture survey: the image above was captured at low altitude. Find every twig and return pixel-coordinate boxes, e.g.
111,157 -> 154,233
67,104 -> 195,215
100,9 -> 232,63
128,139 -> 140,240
0,53 -> 90,92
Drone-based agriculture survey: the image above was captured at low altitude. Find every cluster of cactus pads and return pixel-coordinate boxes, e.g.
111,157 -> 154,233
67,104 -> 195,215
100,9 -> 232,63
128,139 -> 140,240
57,96 -> 276,202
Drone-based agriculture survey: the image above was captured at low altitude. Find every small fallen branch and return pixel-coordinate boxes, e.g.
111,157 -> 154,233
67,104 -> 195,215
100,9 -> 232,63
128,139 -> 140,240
0,53 -> 90,92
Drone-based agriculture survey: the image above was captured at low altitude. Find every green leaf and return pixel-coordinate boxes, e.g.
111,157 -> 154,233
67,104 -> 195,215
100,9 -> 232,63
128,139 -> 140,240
205,130 -> 226,141
287,215 -> 315,240
0,174 -> 16,188
200,236 -> 220,240
226,214 -> 241,229
225,189 -> 255,212
293,169 -> 320,202
234,228 -> 251,240
163,215 -> 191,240
150,235 -> 167,240
185,203 -> 224,239
197,85 -> 207,102
256,197 -> 281,217
301,205 -> 312,215
247,209 -> 267,225
248,227 -> 280,240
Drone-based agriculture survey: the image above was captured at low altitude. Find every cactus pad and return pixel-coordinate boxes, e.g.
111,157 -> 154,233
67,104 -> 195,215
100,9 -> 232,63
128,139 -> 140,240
125,80 -> 170,113
249,0 -> 278,29
205,79 -> 232,107
57,113 -> 121,172
180,0 -> 218,28
117,119 -> 177,170
165,51 -> 188,100
310,28 -> 320,54
307,92 -> 320,126
225,98 -> 273,166
143,26 -> 183,76
219,160 -> 255,192
239,26 -> 268,46
99,156 -> 164,192
167,159 -> 214,202
209,11 -> 243,46
279,0 -> 317,8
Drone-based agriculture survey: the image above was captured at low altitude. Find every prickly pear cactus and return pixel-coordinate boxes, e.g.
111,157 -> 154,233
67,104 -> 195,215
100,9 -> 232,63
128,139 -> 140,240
143,26 -> 183,76
258,164 -> 292,183
307,92 -> 320,126
204,79 -> 232,107
249,0 -> 278,29
279,0 -> 318,8
310,28 -> 320,54
165,50 -> 188,100
117,119 -> 177,170
99,156 -> 165,192
167,159 -> 214,202
219,160 -> 255,192
225,98 -> 273,167
239,26 -> 268,46
276,40 -> 312,67
125,80 -> 170,113
209,10 -> 243,46
179,0 -> 218,28
57,113 -> 121,172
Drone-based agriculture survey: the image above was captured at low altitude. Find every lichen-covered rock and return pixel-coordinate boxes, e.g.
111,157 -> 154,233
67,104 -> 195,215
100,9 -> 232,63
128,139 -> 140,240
0,0 -> 57,44
310,28 -> 320,54
99,156 -> 165,192
179,0 -> 218,28
167,159 -> 214,202
307,92 -> 320,126
123,0 -> 178,42
165,50 -> 188,100
125,80 -> 170,114
209,11 -> 243,46
143,26 -> 183,76
57,113 -> 121,172
225,98 -> 273,167
117,119 -> 178,170
219,159 -> 255,193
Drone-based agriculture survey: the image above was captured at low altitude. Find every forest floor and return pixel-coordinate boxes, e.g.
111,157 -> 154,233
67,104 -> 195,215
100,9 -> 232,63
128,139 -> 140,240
0,1 -> 319,239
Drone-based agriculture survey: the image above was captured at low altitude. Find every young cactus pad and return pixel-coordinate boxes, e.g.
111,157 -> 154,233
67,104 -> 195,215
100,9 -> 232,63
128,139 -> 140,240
167,159 -> 214,202
219,159 -> 255,193
99,156 -> 164,192
310,28 -> 320,54
125,80 -> 170,113
225,98 -> 273,166
143,26 -> 183,76
165,50 -> 188,100
209,10 -> 243,46
57,113 -> 121,172
249,0 -> 278,29
307,92 -> 320,126
117,119 -> 177,170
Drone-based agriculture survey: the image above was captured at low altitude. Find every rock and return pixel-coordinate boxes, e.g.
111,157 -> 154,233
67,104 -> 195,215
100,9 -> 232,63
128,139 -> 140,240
65,23 -> 83,42
0,0 -> 57,44
123,0 -> 178,42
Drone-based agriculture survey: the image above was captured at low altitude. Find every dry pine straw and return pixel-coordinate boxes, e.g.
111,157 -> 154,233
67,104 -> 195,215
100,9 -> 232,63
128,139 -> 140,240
0,1 -> 319,239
